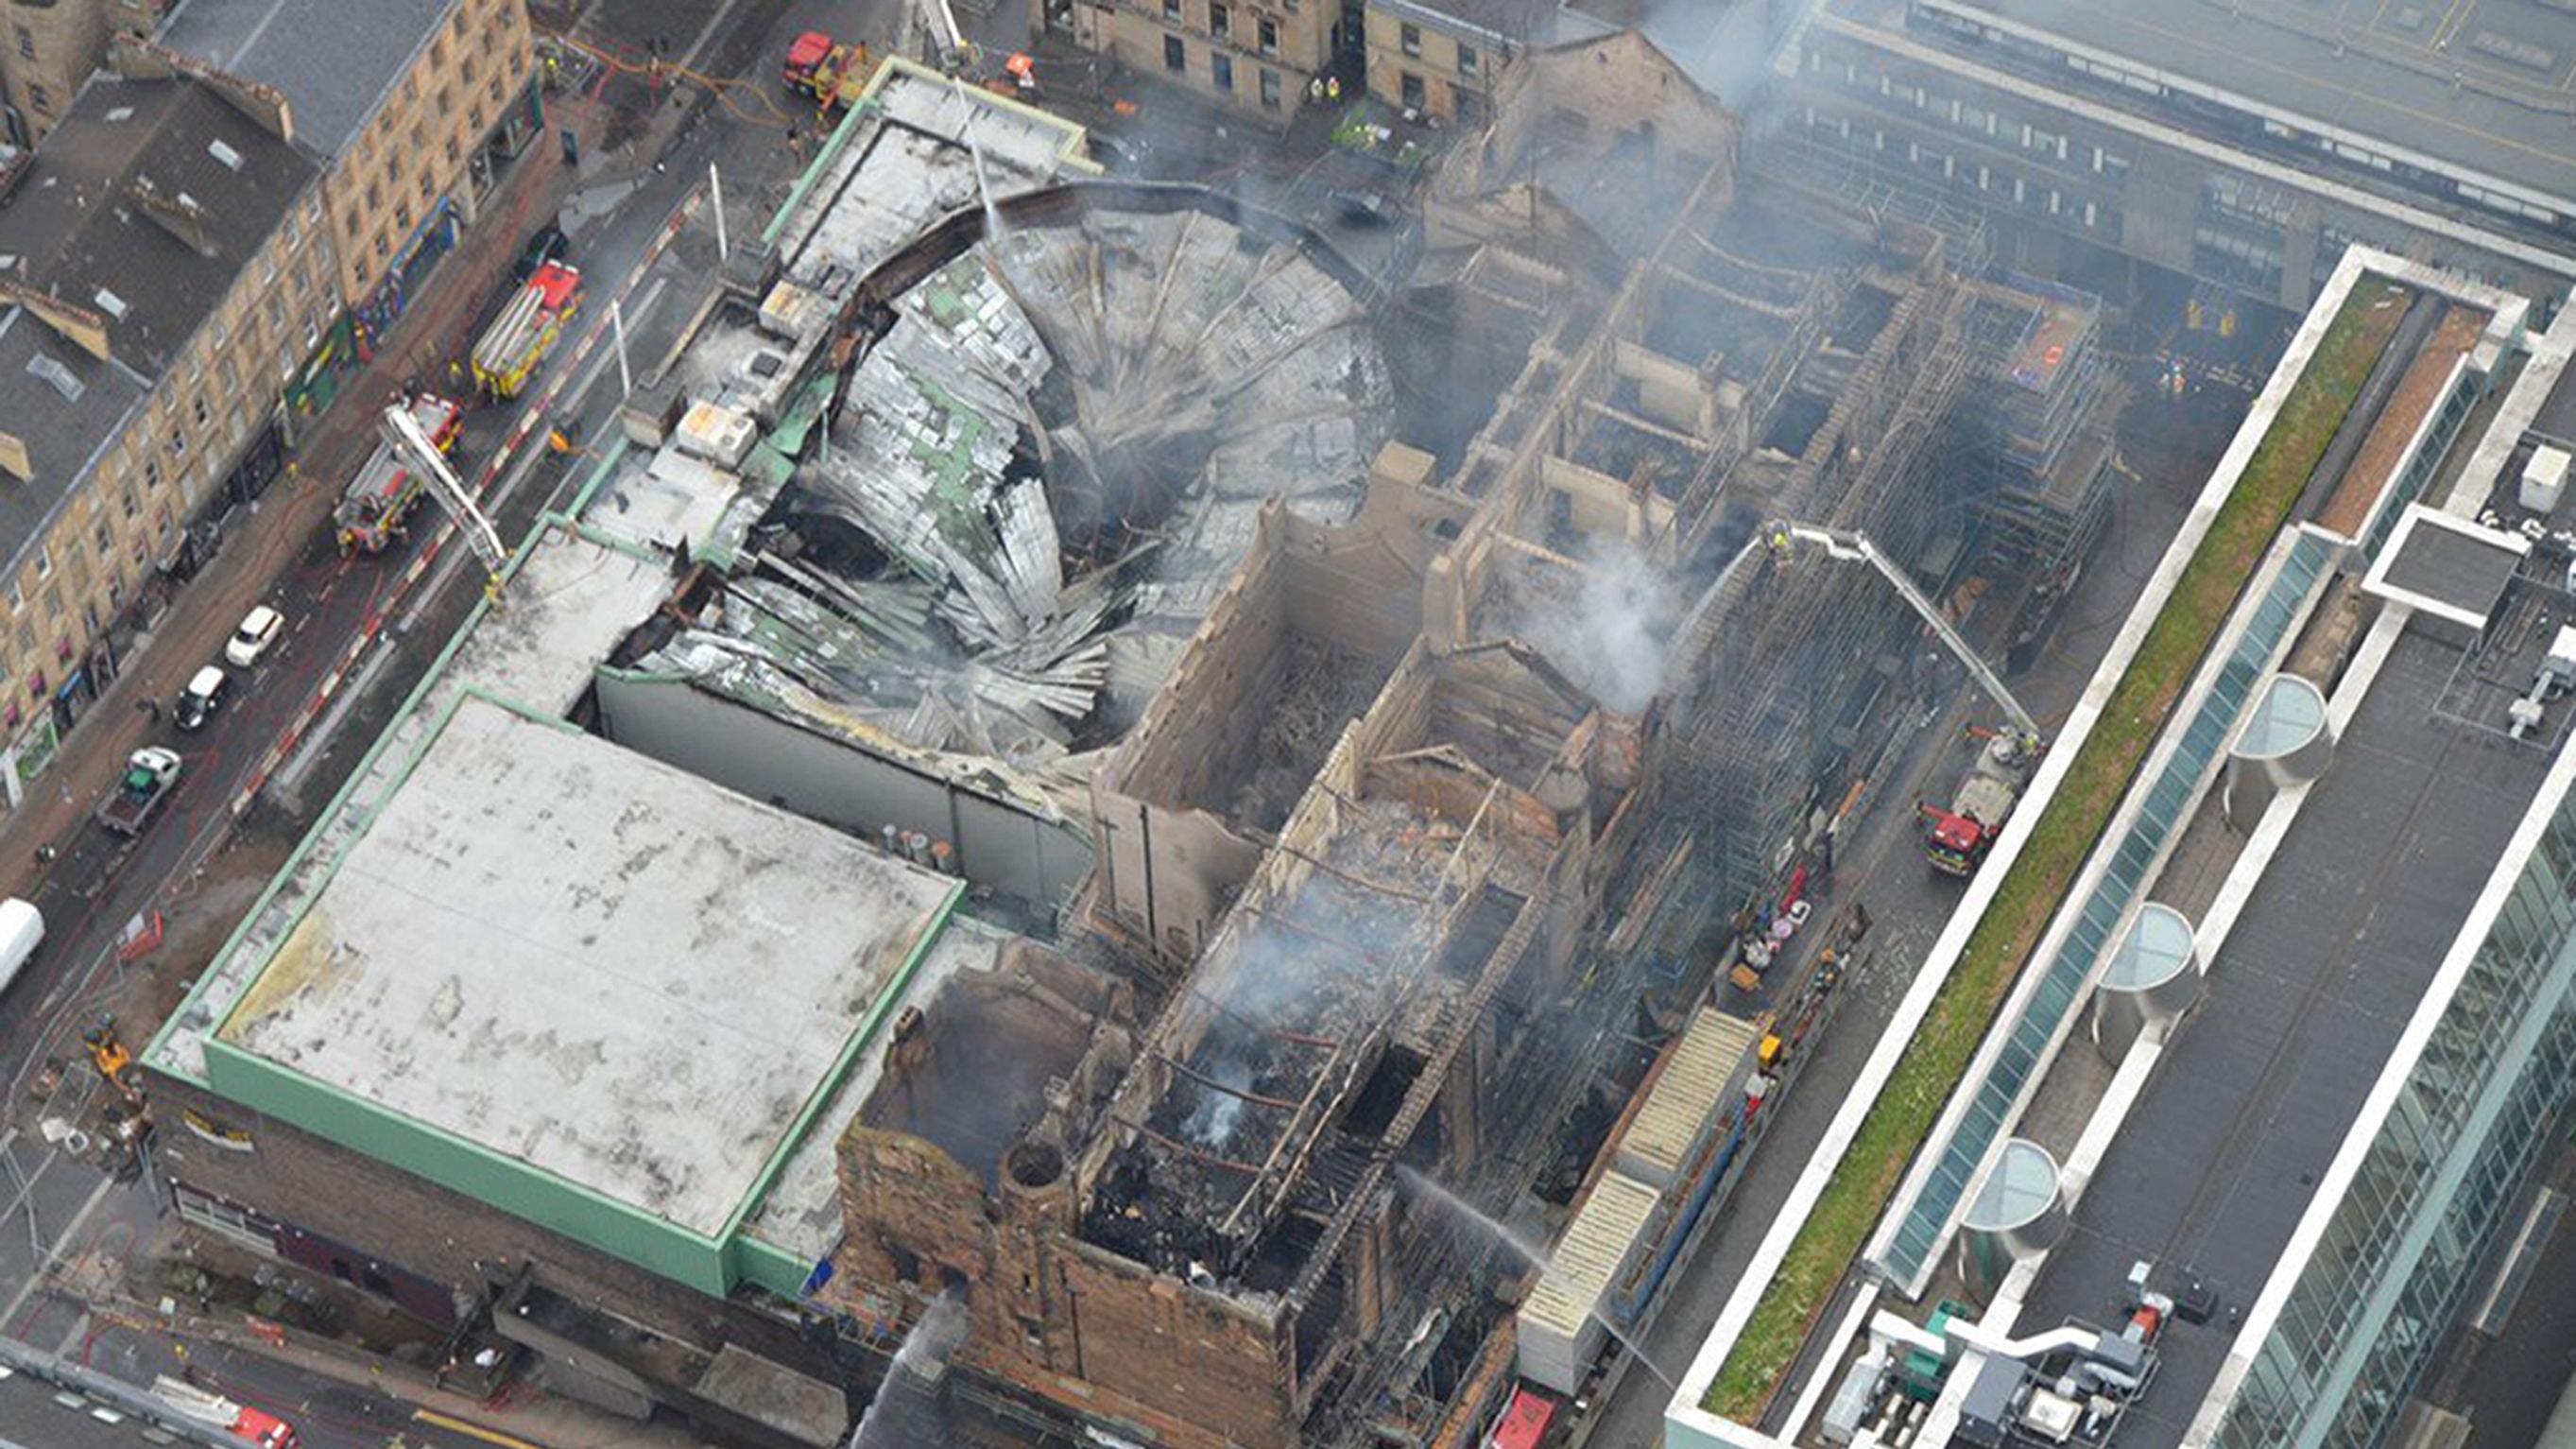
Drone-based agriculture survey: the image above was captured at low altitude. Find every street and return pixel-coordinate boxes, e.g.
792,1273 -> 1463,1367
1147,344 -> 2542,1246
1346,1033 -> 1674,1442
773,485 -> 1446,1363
1579,316 -> 2286,1448
0,0 -> 910,1442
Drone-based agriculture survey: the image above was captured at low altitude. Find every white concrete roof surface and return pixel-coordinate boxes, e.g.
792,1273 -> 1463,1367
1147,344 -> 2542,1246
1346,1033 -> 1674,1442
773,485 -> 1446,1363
220,697 -> 958,1236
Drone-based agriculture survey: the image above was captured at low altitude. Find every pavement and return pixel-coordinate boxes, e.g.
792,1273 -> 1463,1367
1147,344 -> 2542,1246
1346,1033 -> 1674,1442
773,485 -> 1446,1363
0,0 -> 898,1443
5,1270 -> 713,1449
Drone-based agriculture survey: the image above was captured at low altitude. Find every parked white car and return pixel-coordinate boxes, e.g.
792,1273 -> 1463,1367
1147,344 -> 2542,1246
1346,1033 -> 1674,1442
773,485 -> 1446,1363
225,606 -> 284,667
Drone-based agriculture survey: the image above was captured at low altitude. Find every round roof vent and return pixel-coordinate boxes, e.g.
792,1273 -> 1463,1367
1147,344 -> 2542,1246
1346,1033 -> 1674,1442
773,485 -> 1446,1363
1956,1137 -> 2069,1299
2094,902 -> 2202,1061
2232,671 -> 2336,792
2105,902 -> 2194,994
2237,673 -> 2328,761
1963,1138 -> 2063,1235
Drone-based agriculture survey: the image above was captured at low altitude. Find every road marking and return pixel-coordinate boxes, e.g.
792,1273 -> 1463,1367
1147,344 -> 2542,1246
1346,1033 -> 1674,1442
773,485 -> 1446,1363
570,275 -> 668,408
0,1137 -> 57,1227
0,1172 -> 111,1327
673,0 -> 754,77
267,636 -> 400,802
232,182 -> 704,817
394,260 -> 676,638
413,1408 -> 550,1449
50,1306 -> 89,1355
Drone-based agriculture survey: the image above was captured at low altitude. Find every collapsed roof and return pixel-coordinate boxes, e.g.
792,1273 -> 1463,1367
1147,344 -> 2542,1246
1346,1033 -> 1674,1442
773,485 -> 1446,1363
637,203 -> 1395,785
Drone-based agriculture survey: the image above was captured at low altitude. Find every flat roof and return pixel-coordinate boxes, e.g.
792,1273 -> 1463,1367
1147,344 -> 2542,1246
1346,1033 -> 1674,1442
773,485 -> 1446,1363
2539,340 -> 2576,443
149,447 -> 746,1084
153,63 -> 1090,1095
2014,629 -> 2554,1448
159,0 -> 455,161
2365,506 -> 2527,627
1919,0 -> 2576,209
772,60 -> 1093,284
216,695 -> 959,1239
746,913 -> 1045,1260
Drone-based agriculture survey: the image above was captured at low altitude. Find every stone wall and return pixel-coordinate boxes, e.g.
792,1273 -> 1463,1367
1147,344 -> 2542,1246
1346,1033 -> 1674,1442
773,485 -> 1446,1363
834,1129 -> 1303,1449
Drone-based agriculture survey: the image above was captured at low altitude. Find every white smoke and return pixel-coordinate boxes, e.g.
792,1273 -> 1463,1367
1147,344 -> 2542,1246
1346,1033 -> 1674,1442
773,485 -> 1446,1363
1501,539 -> 1685,714
1624,0 -> 1789,108
850,1289 -> 969,1448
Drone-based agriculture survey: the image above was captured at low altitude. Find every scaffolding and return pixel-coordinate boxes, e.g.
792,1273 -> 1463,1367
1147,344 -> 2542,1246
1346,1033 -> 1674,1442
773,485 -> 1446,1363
1750,129 -> 1994,277
1957,277 -> 2117,579
1664,280 -> 1980,908
1302,873 -> 1654,1449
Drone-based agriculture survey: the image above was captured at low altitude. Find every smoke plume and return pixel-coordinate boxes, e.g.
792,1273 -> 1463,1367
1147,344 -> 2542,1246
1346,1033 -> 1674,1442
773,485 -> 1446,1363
1500,539 -> 1685,714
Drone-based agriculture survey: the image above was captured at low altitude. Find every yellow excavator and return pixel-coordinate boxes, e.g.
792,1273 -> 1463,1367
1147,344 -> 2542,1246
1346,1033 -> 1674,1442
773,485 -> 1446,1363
84,1016 -> 139,1102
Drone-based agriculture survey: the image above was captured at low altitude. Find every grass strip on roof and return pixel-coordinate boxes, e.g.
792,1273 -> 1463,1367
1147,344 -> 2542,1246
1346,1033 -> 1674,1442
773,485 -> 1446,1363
1702,277 -> 2412,1421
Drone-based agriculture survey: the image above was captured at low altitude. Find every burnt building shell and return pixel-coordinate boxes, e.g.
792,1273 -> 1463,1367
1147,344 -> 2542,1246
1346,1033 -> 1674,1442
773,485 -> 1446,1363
129,33 -> 2148,1449
828,636 -> 1645,1449
820,29 -> 2133,1449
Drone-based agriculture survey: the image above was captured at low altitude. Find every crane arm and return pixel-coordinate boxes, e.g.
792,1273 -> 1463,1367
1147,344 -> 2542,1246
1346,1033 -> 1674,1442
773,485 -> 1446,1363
917,0 -> 966,66
380,403 -> 509,585
1765,520 -> 2041,739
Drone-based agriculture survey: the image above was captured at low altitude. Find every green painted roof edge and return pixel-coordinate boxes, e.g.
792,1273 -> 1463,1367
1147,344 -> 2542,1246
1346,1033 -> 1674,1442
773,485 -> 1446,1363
170,429 -> 955,1295
757,55 -> 1099,251
733,1235 -> 815,1301
760,71 -> 881,250
200,1036 -> 731,1297
194,682 -> 953,1301
146,438 -> 637,1085
725,879 -> 963,1251
567,518 -> 670,562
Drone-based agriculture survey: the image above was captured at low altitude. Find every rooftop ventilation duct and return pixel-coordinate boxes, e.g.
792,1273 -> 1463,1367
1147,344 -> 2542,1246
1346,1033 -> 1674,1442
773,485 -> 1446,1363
2224,671 -> 2334,825
2091,901 -> 2202,1062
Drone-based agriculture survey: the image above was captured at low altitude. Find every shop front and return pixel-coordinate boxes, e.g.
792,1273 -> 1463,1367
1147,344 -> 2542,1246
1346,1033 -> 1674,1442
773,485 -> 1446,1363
461,79 -> 547,218
284,311 -> 360,430
49,664 -> 93,734
2,697 -> 60,812
490,77 -> 544,163
354,198 -> 461,347
224,414 -> 288,507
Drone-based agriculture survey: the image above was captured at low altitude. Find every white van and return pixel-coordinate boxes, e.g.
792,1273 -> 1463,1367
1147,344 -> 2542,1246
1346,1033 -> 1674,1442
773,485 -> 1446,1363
0,897 -> 42,998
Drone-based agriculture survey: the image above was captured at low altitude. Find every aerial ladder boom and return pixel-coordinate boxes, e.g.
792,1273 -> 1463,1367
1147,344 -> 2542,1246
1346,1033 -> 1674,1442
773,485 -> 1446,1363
380,404 -> 509,594
1764,520 -> 2041,740
912,0 -> 966,69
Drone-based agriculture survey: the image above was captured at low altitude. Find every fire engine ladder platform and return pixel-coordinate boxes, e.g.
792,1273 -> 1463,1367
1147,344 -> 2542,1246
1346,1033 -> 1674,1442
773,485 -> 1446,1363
472,263 -> 578,383
1765,519 -> 2041,738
